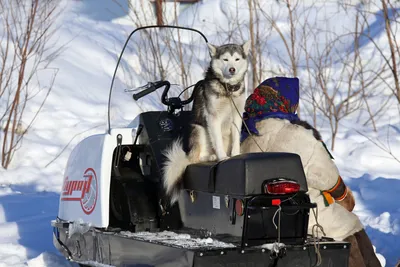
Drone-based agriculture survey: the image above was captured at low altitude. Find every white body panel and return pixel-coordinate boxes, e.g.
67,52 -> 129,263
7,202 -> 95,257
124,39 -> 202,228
58,126 -> 137,228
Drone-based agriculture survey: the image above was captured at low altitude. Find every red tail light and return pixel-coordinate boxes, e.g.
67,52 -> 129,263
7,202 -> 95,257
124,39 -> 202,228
235,199 -> 244,216
265,180 -> 300,195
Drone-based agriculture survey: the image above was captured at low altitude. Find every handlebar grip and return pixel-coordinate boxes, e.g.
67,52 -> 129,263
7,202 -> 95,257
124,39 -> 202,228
132,84 -> 156,100
160,81 -> 171,105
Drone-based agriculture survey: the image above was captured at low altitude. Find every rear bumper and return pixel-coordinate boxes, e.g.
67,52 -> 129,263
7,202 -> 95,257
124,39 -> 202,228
52,219 -> 350,267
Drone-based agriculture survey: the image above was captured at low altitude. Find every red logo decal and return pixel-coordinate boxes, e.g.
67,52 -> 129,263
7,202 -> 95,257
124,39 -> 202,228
61,168 -> 98,215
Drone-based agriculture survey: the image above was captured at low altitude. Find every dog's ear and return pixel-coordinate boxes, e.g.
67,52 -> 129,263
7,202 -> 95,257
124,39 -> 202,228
207,43 -> 217,57
242,40 -> 251,56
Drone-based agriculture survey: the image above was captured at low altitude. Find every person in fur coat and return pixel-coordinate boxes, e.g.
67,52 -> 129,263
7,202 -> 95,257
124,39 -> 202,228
240,77 -> 381,267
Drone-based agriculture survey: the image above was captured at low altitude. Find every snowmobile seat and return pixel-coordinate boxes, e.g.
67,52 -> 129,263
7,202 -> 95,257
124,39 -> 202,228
183,152 -> 308,195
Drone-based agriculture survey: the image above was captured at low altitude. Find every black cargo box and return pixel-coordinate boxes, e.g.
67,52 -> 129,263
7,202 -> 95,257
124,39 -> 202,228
177,153 -> 315,247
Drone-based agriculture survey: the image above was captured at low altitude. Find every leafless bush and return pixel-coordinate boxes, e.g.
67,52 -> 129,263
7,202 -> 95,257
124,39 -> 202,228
340,0 -> 400,104
255,0 -> 321,117
213,0 -> 273,90
112,0 -> 206,111
0,0 -> 61,169
256,0 -> 301,79
302,11 -> 387,150
114,0 -> 398,150
255,1 -> 397,149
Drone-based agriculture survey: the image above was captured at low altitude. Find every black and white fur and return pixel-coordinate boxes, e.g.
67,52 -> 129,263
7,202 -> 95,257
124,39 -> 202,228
163,41 -> 251,203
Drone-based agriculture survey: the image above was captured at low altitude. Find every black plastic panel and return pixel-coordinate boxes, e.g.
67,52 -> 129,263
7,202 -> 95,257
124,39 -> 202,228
193,244 -> 350,267
138,111 -> 193,181
242,193 -> 313,247
183,162 -> 216,192
179,191 -> 313,247
178,190 -> 244,237
183,152 -> 308,195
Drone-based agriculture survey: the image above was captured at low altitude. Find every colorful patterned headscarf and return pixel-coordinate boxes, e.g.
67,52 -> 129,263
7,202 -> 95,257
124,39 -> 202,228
241,77 -> 300,142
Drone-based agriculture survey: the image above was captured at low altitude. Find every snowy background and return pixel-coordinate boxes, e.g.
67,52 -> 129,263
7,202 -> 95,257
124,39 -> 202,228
0,0 -> 399,266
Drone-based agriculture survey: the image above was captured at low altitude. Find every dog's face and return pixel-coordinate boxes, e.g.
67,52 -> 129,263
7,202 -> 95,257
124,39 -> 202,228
208,41 -> 250,84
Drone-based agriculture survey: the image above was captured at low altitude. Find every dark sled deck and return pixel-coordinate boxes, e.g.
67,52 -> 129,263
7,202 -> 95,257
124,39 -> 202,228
53,220 -> 350,267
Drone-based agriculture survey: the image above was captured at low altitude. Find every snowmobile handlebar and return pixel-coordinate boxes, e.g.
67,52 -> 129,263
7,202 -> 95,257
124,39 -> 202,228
132,81 -> 170,101
132,79 -> 196,111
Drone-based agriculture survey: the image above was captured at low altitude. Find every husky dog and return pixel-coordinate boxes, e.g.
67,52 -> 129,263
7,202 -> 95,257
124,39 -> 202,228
162,41 -> 250,203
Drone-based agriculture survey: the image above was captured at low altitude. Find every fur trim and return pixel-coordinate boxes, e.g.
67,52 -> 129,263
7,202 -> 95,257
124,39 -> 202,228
162,139 -> 191,204
290,120 -> 322,140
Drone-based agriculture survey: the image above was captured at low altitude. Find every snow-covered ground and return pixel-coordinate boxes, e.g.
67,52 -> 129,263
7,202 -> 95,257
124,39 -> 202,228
0,0 -> 399,266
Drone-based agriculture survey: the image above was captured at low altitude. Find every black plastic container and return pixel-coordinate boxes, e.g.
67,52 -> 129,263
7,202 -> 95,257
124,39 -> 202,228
178,153 -> 316,248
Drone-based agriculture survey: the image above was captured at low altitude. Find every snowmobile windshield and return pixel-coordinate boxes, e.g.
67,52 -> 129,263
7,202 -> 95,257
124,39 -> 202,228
107,25 -> 209,131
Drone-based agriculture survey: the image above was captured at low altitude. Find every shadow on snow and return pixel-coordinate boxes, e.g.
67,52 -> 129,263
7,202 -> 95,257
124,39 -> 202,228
347,174 -> 400,266
0,184 -> 63,262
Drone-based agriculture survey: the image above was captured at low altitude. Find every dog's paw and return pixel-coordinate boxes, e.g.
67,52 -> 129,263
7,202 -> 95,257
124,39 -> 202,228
218,155 -> 229,161
230,143 -> 241,157
215,150 -> 228,161
230,150 -> 240,157
208,154 -> 217,161
199,155 -> 210,162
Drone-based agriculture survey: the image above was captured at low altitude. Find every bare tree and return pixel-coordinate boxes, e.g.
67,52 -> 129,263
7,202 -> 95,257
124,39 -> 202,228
248,0 -> 258,88
256,0 -> 307,115
305,18 -> 385,150
0,0 -> 61,169
256,0 -> 302,78
213,0 -> 274,91
113,0 -> 206,111
338,0 -> 400,106
381,0 -> 400,103
355,122 -> 400,165
112,0 -> 398,151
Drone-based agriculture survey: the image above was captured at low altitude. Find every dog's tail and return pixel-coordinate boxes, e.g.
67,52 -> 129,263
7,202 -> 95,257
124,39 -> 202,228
162,138 -> 190,204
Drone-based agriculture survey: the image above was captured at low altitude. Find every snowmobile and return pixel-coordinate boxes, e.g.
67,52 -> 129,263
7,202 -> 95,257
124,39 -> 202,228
52,25 -> 350,267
